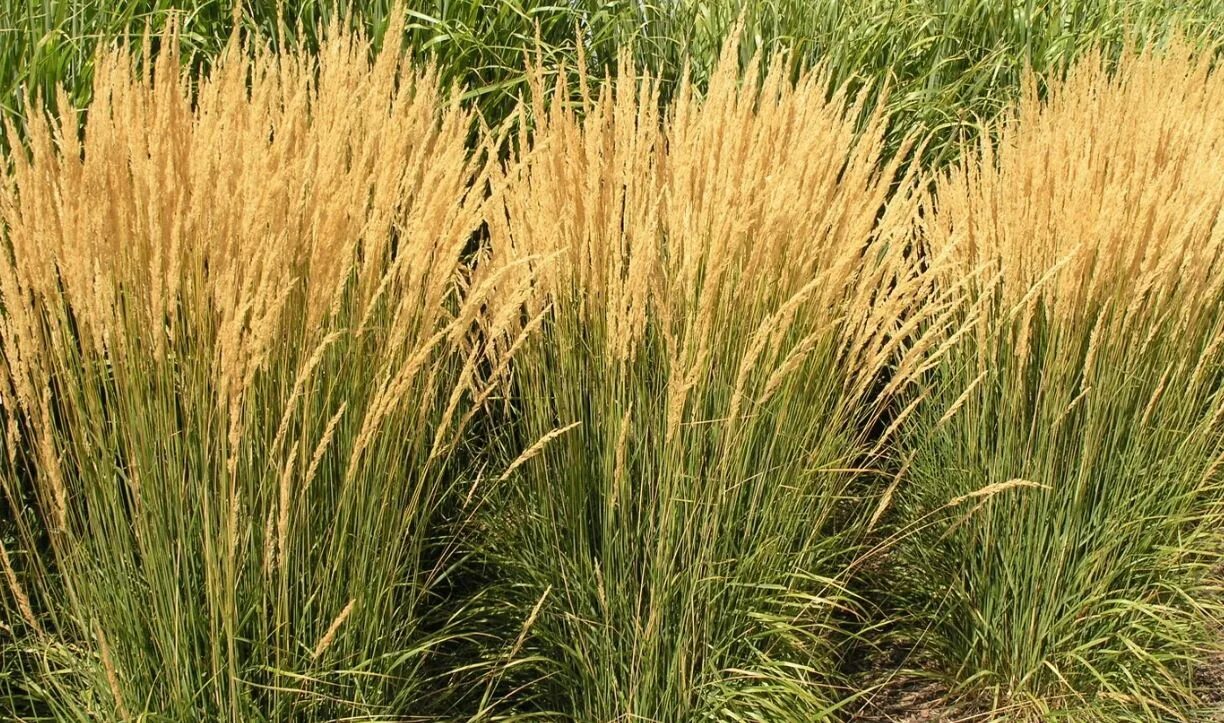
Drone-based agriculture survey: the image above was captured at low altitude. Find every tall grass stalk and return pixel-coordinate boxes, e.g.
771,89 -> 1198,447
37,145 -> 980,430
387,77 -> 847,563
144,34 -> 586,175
475,39 -> 963,719
0,14 -> 531,720
895,43 -> 1224,720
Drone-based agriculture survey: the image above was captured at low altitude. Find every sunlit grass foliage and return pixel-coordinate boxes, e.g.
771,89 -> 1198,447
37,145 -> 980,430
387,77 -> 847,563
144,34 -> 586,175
1,4 -> 1223,721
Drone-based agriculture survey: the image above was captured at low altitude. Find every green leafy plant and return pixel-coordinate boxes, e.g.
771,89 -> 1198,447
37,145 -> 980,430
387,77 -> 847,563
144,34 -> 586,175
3,1 -> 1221,166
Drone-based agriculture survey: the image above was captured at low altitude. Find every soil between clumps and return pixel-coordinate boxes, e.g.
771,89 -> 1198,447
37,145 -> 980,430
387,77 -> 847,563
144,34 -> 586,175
1196,576 -> 1224,721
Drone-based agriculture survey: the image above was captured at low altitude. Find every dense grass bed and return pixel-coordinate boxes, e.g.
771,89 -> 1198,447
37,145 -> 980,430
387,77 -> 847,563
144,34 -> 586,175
1,2 -> 1223,721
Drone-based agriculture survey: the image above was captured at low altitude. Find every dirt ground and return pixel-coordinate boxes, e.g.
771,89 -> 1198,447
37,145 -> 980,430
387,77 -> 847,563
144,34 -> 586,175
1197,614 -> 1224,721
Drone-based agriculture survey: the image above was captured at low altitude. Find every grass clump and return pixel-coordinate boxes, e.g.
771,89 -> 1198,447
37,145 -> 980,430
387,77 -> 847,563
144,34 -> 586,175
0,14 -> 531,720
893,44 -> 1224,720
473,40 -> 962,720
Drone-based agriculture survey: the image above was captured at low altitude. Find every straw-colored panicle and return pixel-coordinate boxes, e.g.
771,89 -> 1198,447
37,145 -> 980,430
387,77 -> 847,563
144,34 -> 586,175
0,5 -> 512,503
925,44 -> 1224,335
486,47 -> 664,366
487,36 -> 947,445
0,9 -> 494,380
